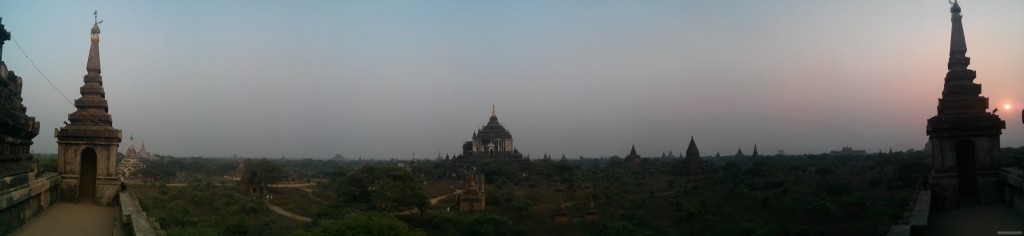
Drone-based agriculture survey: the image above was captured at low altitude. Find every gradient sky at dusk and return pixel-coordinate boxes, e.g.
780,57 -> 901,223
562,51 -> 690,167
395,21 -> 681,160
1,1 -> 1022,159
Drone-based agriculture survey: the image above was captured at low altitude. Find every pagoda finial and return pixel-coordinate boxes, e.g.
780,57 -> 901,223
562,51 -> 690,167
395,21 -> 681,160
91,11 -> 101,40
0,17 -> 10,61
491,105 -> 496,117
87,11 -> 102,73
948,0 -> 969,70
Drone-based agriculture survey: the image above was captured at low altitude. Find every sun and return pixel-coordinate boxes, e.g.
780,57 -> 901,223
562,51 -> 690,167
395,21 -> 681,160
1005,104 -> 1012,110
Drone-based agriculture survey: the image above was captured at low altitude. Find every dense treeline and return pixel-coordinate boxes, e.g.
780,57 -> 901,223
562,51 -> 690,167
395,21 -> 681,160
79,147 -> 1024,235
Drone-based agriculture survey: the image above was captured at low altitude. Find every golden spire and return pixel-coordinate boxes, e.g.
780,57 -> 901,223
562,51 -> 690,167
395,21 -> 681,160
491,105 -> 496,117
87,11 -> 102,73
91,11 -> 100,42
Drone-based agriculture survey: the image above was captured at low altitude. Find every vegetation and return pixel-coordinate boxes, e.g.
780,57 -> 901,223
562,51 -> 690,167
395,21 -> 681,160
118,147 -> 1024,235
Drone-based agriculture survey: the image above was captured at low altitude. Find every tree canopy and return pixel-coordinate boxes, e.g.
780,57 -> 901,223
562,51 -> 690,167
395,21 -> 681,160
335,164 -> 428,213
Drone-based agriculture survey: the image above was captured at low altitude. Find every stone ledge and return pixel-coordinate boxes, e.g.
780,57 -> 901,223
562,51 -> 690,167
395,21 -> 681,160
118,190 -> 163,236
887,225 -> 910,236
888,189 -> 932,236
909,190 -> 931,234
0,173 -> 58,210
1000,167 -> 1024,190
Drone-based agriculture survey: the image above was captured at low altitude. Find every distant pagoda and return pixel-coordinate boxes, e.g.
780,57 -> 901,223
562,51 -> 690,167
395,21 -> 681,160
623,145 -> 641,165
679,137 -> 715,176
116,135 -> 144,177
138,139 -> 153,159
456,169 -> 486,212
830,146 -> 867,156
450,106 -> 526,164
925,1 -> 1005,209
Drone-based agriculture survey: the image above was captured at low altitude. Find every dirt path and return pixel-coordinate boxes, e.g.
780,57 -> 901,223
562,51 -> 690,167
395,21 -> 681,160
300,188 -> 326,203
12,202 -> 115,236
430,189 -> 464,205
265,200 -> 312,223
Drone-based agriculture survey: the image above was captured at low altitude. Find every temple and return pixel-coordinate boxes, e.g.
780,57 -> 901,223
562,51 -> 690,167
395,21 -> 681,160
455,169 -> 486,212
138,139 -> 153,160
450,106 -> 526,164
830,146 -> 868,156
679,137 -> 715,176
624,145 -> 641,165
116,135 -> 144,178
55,15 -> 124,206
925,1 -> 1006,209
0,17 -> 59,236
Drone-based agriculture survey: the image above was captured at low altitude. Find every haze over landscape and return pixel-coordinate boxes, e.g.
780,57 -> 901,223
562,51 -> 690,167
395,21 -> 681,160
1,0 -> 1022,158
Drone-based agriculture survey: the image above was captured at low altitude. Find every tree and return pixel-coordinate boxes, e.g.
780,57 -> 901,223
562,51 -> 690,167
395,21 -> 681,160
335,164 -> 428,213
462,214 -> 516,236
507,194 -> 535,218
167,226 -> 218,236
309,212 -> 424,236
246,159 -> 287,187
601,222 -> 651,236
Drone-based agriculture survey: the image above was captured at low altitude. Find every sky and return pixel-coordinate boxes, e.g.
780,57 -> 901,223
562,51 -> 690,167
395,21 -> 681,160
1,1 -> 1023,159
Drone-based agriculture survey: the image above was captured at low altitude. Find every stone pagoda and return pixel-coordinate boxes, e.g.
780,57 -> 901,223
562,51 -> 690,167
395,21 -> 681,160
0,17 -> 60,236
623,145 -> 641,165
116,135 -> 144,178
925,1 -> 1006,209
456,169 -> 486,212
0,17 -> 41,185
138,139 -> 152,159
679,137 -> 715,176
55,14 -> 124,206
451,106 -> 526,164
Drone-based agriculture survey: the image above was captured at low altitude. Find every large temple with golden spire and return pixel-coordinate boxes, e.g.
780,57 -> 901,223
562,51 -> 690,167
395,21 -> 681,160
55,12 -> 124,205
450,106 -> 526,164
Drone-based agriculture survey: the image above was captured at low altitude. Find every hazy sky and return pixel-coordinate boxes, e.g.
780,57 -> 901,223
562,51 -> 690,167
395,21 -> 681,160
2,1 -> 1022,159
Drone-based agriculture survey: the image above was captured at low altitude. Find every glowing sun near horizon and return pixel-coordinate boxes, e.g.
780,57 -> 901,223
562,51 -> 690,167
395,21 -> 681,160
1005,104 -> 1012,110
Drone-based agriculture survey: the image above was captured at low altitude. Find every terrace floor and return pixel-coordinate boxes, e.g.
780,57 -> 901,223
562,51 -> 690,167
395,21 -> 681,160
931,203 -> 1024,236
11,201 -> 115,236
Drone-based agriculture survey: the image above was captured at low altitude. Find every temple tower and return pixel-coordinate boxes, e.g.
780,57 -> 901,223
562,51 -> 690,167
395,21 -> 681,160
680,137 -> 715,176
624,145 -> 641,165
926,1 -> 1006,209
55,14 -> 123,206
116,135 -> 143,178
457,170 -> 486,211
